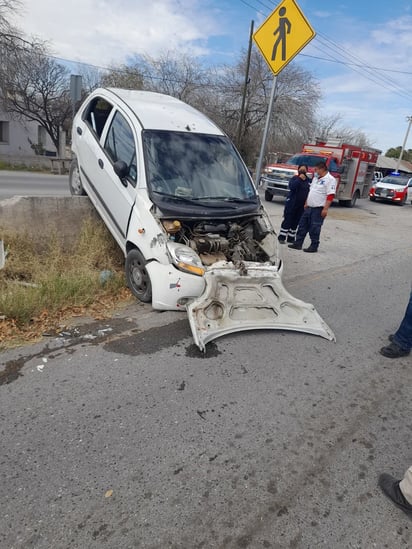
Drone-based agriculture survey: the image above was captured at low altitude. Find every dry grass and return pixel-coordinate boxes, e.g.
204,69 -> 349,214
0,160 -> 48,173
0,218 -> 132,349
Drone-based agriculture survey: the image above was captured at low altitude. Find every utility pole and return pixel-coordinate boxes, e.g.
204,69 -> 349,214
236,20 -> 254,149
395,115 -> 412,173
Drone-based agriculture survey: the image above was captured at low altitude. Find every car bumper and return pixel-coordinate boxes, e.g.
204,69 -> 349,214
261,179 -> 289,197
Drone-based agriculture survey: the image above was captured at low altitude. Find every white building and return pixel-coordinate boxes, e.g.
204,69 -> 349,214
0,109 -> 56,160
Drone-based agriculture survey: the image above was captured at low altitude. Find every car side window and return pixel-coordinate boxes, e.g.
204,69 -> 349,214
104,111 -> 138,186
84,97 -> 113,139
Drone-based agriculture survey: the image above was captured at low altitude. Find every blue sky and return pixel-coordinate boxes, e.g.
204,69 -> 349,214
14,0 -> 412,154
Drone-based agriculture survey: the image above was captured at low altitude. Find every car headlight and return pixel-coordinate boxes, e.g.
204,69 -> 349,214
167,242 -> 205,277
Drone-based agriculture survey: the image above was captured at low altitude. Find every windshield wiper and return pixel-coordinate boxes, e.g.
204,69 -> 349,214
151,191 -> 244,208
151,190 -> 202,205
193,196 -> 257,202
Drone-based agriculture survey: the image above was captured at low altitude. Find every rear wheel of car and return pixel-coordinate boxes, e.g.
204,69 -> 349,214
69,159 -> 86,196
125,249 -> 152,303
264,190 -> 273,202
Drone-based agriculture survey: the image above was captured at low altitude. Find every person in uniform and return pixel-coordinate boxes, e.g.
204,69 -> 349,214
278,164 -> 310,244
288,161 -> 336,253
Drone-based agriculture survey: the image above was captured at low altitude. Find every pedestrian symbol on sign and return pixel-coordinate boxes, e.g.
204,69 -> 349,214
271,7 -> 291,61
253,0 -> 316,76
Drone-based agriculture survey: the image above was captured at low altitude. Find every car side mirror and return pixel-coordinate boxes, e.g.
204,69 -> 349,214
113,160 -> 129,184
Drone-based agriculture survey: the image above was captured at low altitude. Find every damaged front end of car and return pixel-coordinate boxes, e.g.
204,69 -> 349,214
159,208 -> 335,350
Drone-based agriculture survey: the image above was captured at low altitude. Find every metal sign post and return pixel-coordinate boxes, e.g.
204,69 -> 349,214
254,76 -> 278,187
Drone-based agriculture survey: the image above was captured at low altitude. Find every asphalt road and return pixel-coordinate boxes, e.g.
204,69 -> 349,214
0,170 -> 70,198
1,197 -> 412,549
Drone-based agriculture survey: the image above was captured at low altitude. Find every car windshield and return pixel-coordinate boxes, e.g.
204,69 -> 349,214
286,154 -> 323,167
142,130 -> 257,202
381,176 -> 408,186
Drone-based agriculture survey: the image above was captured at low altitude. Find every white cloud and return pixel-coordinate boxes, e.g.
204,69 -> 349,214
14,0 -> 222,65
312,10 -> 333,18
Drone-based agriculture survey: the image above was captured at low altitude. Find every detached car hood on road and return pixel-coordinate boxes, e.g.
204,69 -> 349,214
187,262 -> 335,351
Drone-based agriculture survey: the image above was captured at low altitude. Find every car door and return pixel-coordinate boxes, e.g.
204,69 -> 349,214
95,108 -> 139,247
407,179 -> 412,202
74,95 -> 114,205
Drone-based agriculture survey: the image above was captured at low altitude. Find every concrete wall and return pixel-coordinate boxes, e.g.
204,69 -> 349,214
0,196 -> 101,246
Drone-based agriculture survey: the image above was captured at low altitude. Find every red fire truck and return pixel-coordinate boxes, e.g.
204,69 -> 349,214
261,139 -> 381,207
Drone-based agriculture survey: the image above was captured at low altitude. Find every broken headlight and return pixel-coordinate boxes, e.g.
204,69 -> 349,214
167,241 -> 205,277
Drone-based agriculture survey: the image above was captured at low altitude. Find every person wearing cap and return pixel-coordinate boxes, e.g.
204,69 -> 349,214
278,164 -> 310,244
288,161 -> 336,253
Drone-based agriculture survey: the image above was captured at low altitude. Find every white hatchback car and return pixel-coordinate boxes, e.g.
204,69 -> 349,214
70,88 -> 334,349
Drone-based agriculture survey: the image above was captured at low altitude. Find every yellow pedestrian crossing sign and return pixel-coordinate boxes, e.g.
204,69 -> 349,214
253,0 -> 316,75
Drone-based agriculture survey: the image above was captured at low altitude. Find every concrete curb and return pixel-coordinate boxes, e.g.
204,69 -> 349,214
0,196 -> 100,244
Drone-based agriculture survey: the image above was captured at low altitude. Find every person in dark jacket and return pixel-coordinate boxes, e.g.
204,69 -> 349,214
278,164 -> 310,243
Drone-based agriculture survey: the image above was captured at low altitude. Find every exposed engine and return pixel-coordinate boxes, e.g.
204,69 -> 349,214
164,215 -> 277,267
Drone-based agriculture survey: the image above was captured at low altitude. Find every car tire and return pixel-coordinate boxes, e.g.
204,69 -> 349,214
125,249 -> 152,303
399,195 -> 407,206
264,190 -> 273,202
369,196 -> 376,201
69,159 -> 86,196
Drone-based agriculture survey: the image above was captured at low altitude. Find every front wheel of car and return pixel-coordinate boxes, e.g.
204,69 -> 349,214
399,195 -> 407,206
264,190 -> 273,202
125,249 -> 152,303
69,159 -> 86,196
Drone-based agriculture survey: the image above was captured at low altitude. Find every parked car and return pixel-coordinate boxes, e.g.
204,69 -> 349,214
70,88 -> 334,349
369,174 -> 412,205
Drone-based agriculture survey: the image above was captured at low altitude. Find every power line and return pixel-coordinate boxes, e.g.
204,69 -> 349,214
299,53 -> 412,76
314,34 -> 412,102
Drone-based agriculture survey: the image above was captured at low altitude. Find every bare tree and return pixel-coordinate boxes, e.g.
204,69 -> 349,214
270,63 -> 321,153
100,64 -> 144,90
135,52 -> 209,103
75,64 -> 102,95
203,50 -> 321,165
313,114 -> 374,147
0,1 -> 72,151
0,39 -> 71,151
0,0 -> 21,41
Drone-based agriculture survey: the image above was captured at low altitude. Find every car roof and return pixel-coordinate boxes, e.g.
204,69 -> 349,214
101,88 -> 224,135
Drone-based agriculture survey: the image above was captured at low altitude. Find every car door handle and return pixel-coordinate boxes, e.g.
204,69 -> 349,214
76,126 -> 82,135
98,159 -> 104,169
